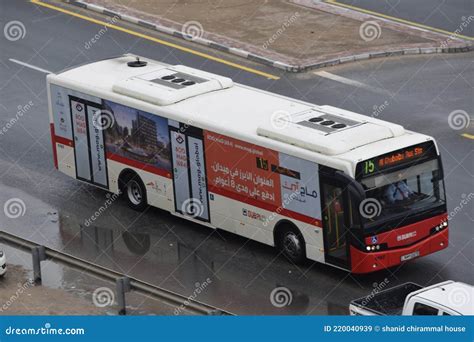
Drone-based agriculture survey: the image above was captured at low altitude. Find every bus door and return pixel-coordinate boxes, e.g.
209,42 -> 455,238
69,96 -> 108,188
321,178 -> 350,268
169,123 -> 210,222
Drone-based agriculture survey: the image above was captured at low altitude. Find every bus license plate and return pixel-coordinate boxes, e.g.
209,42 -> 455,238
401,251 -> 420,262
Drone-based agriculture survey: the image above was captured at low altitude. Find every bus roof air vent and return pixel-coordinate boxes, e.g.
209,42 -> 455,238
112,65 -> 233,106
257,107 -> 405,156
297,113 -> 359,133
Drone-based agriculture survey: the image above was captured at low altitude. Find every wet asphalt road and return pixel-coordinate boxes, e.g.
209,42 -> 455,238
333,0 -> 474,37
0,0 -> 473,315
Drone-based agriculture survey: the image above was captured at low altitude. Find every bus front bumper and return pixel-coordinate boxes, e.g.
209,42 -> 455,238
350,228 -> 449,274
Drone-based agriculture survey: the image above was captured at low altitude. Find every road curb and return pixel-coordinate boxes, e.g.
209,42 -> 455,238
64,0 -> 474,73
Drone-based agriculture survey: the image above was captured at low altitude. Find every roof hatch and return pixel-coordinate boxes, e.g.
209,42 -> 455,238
257,107 -> 405,156
113,64 -> 233,106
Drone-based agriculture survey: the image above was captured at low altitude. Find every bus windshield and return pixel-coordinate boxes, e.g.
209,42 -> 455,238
359,158 -> 446,225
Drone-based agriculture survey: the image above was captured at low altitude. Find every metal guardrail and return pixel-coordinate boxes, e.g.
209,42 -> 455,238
0,230 -> 232,316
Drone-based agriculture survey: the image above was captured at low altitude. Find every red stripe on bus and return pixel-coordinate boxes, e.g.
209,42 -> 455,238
55,135 -> 74,147
50,123 -> 58,169
209,185 -> 322,227
106,152 -> 172,179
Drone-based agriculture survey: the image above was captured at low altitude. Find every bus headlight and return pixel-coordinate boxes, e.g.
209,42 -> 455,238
366,245 -> 382,252
431,221 -> 448,235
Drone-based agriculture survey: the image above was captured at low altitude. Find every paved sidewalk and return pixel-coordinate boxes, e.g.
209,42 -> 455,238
65,0 -> 472,70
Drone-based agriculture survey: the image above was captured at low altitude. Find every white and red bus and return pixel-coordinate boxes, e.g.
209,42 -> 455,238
47,55 -> 448,273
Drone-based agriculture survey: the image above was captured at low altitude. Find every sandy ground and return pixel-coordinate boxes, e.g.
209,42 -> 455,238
0,244 -> 194,315
0,264 -> 107,315
82,0 -> 435,64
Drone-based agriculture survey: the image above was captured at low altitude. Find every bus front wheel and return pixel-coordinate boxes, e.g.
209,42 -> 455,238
277,225 -> 306,264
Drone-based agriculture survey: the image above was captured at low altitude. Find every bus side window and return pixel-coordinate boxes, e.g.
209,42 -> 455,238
412,302 -> 439,315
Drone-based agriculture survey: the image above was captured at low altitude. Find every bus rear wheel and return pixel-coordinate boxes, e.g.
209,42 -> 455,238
121,172 -> 147,211
277,226 -> 306,264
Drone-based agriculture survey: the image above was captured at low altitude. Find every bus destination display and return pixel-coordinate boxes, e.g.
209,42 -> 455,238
358,142 -> 436,177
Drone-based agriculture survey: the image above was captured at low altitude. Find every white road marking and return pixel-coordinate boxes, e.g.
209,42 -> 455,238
313,70 -> 393,96
9,58 -> 52,74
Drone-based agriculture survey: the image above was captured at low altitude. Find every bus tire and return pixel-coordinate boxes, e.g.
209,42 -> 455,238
120,171 -> 147,211
276,223 -> 306,264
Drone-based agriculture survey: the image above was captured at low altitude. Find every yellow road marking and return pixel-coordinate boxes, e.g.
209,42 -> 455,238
31,0 -> 279,80
326,0 -> 474,41
461,133 -> 474,140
